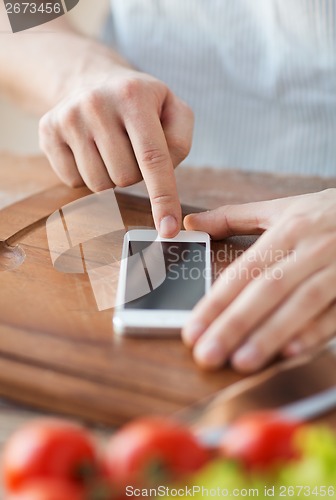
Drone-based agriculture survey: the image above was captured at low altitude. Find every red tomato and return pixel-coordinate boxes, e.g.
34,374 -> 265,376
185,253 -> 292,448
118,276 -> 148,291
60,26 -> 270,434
3,419 -> 97,493
103,417 -> 209,487
220,411 -> 302,470
6,479 -> 84,500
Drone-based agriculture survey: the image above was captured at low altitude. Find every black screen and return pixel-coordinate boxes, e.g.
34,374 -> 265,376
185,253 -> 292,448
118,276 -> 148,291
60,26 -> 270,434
124,241 -> 207,310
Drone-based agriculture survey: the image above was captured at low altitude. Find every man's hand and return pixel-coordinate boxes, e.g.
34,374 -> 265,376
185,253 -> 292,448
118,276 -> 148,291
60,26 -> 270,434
0,4 -> 192,238
183,189 -> 336,372
39,68 -> 193,238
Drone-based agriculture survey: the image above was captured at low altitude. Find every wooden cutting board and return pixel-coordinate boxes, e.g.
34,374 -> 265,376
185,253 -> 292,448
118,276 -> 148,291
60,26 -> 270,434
0,154 -> 335,426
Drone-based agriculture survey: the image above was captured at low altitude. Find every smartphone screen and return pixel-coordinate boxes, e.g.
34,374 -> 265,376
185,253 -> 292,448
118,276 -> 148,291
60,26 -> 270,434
124,241 -> 208,310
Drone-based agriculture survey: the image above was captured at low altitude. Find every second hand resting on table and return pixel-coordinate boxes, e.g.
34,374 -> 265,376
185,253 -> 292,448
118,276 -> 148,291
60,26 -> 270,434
183,189 -> 336,373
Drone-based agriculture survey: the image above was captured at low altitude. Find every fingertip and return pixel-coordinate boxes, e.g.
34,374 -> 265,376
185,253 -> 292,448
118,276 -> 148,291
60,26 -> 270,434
182,322 -> 206,347
282,340 -> 303,358
231,344 -> 262,373
159,215 -> 179,238
184,212 -> 206,231
193,338 -> 225,370
183,213 -> 195,230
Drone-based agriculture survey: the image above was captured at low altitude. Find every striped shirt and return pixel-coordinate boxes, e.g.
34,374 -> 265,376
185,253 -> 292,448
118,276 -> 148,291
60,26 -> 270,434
105,0 -> 336,177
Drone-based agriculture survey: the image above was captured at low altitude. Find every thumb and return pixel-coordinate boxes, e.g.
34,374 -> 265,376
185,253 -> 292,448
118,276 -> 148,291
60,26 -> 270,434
184,198 -> 291,239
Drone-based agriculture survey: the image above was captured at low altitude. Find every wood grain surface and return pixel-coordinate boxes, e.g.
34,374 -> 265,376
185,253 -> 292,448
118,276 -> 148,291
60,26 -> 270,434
0,153 -> 335,427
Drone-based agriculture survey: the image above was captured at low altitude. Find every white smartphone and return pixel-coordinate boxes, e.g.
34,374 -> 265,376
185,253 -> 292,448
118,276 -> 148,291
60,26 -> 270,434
113,229 -> 211,335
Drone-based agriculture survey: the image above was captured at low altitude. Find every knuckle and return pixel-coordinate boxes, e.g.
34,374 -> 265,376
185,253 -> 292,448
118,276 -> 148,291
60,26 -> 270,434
170,135 -> 191,162
184,101 -> 195,119
151,192 -> 177,207
175,97 -> 194,121
83,90 -> 104,117
38,115 -> 54,149
141,147 -> 169,170
114,170 -> 141,188
118,78 -> 144,107
59,106 -> 80,130
65,176 -> 85,189
215,207 -> 235,238
39,114 -> 52,136
88,179 -> 114,193
183,101 -> 195,125
38,134 -> 48,153
55,161 -> 84,189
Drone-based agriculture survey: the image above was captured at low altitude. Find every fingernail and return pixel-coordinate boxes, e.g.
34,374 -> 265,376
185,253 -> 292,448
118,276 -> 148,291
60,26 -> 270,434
183,323 -> 206,346
159,216 -> 178,238
232,343 -> 260,370
189,212 -> 208,222
285,340 -> 302,357
194,338 -> 224,368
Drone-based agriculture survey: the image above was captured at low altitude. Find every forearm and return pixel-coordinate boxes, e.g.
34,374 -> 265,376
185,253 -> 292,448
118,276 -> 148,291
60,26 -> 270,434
0,7 -> 131,115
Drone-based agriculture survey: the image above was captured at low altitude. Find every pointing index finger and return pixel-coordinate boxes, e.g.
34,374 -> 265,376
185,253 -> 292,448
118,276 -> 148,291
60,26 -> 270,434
126,112 -> 181,238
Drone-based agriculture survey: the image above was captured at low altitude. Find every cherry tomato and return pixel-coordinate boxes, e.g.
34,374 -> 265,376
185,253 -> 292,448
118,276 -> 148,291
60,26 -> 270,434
6,479 -> 84,500
3,419 -> 97,493
220,411 -> 302,470
103,417 -> 209,488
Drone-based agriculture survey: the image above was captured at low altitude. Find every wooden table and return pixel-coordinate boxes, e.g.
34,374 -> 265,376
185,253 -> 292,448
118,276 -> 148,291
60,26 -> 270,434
0,152 -> 336,445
